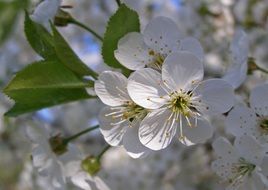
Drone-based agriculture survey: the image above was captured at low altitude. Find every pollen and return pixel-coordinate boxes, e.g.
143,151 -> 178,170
147,51 -> 165,70
168,92 -> 191,115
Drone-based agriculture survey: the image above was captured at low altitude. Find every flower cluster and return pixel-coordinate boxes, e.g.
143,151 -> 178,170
4,1 -> 268,189
210,31 -> 268,190
210,83 -> 268,190
211,136 -> 268,190
95,17 -> 235,157
26,124 -> 110,190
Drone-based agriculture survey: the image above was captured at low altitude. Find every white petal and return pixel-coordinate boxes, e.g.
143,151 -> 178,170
94,71 -> 130,106
32,146 -> 50,168
179,118 -> 213,146
231,29 -> 249,65
143,16 -> 182,55
180,37 -> 204,62
223,29 -> 249,90
226,105 -> 259,138
114,32 -> 150,70
127,68 -> 167,109
223,62 -> 248,89
234,136 -> 266,166
98,107 -> 128,146
94,176 -> 111,190
59,144 -> 82,166
31,0 -> 61,31
139,108 -> 177,151
64,161 -> 81,177
211,137 -> 239,180
250,83 -> 268,117
260,156 -> 268,177
122,123 -> 151,159
26,125 -> 49,143
49,160 -> 66,188
252,171 -> 268,190
162,52 -> 203,92
71,171 -> 93,190
212,137 -> 239,161
212,158 -> 238,182
194,79 -> 235,115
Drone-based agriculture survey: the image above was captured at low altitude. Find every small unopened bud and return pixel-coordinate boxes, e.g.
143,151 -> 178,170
198,3 -> 221,18
81,156 -> 101,176
54,9 -> 73,27
247,57 -> 257,74
49,134 -> 68,155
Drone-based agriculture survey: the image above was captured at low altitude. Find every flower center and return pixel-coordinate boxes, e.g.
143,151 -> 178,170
147,50 -> 165,70
168,92 -> 191,115
229,158 -> 256,184
164,90 -> 202,140
106,101 -> 147,127
122,101 -> 146,122
259,118 -> 268,134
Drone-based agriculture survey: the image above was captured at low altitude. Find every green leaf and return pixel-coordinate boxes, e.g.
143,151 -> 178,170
24,12 -> 57,59
102,4 -> 140,73
52,25 -> 97,78
24,14 -> 96,78
0,0 -> 28,45
4,60 -> 93,117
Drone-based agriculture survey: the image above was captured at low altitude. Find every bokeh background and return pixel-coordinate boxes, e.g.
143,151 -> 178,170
0,0 -> 268,189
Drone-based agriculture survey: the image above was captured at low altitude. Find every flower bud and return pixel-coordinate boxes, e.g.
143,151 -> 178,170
81,156 -> 101,176
54,9 -> 73,27
247,57 -> 257,74
49,134 -> 68,155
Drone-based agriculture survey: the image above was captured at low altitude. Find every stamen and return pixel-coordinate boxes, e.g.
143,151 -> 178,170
185,115 -> 192,127
162,80 -> 173,93
227,158 -> 256,185
110,106 -> 125,110
111,119 -> 127,126
179,113 -> 184,139
111,113 -> 124,118
188,81 -> 202,96
167,112 -> 174,121
105,110 -> 124,116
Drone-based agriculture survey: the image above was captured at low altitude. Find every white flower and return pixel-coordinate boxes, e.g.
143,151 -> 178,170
223,29 -> 249,89
31,0 -> 62,30
26,124 -> 80,189
114,16 -> 204,70
65,156 -> 110,190
128,51 -> 234,150
211,136 -> 268,190
226,83 -> 268,143
94,71 -> 150,158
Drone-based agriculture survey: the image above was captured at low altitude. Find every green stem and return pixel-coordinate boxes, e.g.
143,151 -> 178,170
69,19 -> 103,41
256,65 -> 268,74
64,125 -> 99,144
97,145 -> 111,161
115,0 -> 121,6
